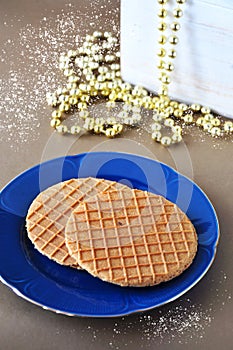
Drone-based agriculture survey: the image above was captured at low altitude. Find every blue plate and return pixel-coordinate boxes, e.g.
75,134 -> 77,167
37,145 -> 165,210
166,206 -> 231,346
0,152 -> 219,317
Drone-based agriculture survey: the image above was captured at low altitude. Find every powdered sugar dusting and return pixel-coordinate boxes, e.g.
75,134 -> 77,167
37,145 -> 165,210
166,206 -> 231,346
79,271 -> 231,347
80,301 -> 213,347
0,3 -> 119,149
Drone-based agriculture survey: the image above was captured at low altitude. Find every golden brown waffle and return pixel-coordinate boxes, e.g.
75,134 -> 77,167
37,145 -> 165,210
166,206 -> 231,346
26,177 -> 128,267
65,188 -> 198,286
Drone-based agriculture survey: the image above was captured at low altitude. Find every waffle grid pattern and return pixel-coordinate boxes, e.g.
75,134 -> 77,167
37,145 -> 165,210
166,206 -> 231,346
26,178 -> 126,266
66,189 -> 197,286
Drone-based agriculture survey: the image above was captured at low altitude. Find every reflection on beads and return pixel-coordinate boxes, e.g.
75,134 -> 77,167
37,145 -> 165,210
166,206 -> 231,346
210,127 -> 221,137
70,125 -> 81,135
172,133 -> 182,143
50,119 -> 61,128
152,123 -> 162,131
183,115 -> 193,124
161,136 -> 172,146
164,118 -> 174,127
224,121 -> 233,132
56,125 -> 68,133
152,131 -> 162,141
105,128 -> 116,138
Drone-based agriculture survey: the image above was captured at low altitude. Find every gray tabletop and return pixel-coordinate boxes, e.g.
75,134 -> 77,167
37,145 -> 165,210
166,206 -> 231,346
0,1 -> 233,349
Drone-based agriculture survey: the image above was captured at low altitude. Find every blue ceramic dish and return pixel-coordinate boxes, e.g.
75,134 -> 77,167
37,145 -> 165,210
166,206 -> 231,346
0,152 -> 219,317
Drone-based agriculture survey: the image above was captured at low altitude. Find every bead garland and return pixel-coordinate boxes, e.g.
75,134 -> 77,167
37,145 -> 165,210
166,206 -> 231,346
47,4 -> 233,145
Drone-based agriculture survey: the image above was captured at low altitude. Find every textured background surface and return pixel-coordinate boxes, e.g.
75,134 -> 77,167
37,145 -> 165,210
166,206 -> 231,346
0,1 -> 233,349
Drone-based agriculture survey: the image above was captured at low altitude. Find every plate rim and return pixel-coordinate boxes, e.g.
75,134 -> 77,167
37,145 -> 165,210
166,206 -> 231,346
0,151 -> 220,317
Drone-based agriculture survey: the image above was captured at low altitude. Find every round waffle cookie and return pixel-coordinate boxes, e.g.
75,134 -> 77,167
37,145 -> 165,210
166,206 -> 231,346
26,177 -> 128,267
65,188 -> 198,287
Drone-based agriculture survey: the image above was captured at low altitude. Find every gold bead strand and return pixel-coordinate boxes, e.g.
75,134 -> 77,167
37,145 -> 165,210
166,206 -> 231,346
169,0 -> 186,123
152,0 -> 186,145
165,0 -> 188,142
47,30 -> 233,143
156,0 -> 169,104
152,0 -> 172,145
